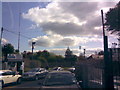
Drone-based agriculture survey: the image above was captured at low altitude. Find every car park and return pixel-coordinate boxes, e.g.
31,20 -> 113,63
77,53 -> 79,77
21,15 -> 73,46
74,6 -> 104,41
22,68 -> 48,80
39,71 -> 81,89
0,70 -> 22,87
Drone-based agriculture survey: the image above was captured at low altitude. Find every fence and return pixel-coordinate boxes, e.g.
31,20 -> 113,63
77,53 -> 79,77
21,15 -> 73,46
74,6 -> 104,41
75,59 -> 104,88
75,50 -> 120,89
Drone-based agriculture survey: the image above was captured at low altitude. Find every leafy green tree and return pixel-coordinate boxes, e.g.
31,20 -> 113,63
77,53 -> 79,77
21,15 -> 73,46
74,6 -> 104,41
36,51 -> 42,58
105,1 -> 120,35
41,50 -> 50,59
38,56 -> 48,67
14,49 -> 19,54
2,43 -> 14,61
47,55 -> 57,63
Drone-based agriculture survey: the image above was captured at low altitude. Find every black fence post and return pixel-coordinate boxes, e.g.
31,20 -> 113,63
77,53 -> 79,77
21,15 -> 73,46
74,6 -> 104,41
103,36 -> 114,90
82,64 -> 88,88
108,49 -> 114,89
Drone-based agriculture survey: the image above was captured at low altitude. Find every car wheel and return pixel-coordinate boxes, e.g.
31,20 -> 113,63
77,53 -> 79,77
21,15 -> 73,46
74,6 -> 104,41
17,78 -> 22,84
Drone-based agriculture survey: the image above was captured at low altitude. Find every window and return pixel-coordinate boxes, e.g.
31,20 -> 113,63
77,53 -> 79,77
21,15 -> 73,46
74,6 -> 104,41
2,71 -> 12,76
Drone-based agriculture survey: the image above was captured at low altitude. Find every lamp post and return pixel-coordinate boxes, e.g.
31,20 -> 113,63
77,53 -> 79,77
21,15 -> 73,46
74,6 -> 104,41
83,49 -> 86,58
79,46 -> 81,56
32,42 -> 36,60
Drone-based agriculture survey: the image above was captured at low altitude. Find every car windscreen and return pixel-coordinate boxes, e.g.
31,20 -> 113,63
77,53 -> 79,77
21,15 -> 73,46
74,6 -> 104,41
0,71 -> 14,76
43,73 -> 76,86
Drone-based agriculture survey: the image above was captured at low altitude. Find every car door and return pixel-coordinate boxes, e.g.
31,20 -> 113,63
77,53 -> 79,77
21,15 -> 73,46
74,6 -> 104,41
10,71 -> 18,82
2,71 -> 12,84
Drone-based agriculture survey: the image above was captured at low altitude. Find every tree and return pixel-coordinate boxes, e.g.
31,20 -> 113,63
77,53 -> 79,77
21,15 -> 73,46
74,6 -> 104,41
14,49 -> 19,54
2,43 -> 14,61
41,50 -> 50,59
38,56 -> 48,67
105,1 -> 120,36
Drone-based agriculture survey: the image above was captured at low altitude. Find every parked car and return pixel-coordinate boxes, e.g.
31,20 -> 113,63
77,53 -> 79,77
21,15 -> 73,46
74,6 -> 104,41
22,68 -> 48,80
52,67 -> 63,71
39,71 -> 81,90
0,70 -> 22,87
67,66 -> 75,73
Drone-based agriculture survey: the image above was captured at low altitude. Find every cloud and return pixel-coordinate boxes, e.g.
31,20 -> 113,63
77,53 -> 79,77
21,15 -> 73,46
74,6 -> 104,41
22,2 -> 101,36
22,1 -> 118,52
22,2 -> 116,36
28,32 -> 102,47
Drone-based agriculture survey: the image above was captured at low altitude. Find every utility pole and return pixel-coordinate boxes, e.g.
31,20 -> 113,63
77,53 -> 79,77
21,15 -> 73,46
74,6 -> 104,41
0,27 -> 3,62
18,3 -> 21,52
101,10 -> 114,89
1,27 -> 3,43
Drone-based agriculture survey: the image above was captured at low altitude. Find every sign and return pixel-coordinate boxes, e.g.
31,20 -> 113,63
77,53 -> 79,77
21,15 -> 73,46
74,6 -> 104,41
7,54 -> 23,62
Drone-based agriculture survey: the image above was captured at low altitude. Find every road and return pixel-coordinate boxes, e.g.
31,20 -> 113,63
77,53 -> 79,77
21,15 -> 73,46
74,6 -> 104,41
2,79 -> 44,90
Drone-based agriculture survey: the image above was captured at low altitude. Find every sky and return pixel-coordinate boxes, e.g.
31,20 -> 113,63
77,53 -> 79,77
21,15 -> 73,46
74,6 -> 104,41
1,0 -> 119,56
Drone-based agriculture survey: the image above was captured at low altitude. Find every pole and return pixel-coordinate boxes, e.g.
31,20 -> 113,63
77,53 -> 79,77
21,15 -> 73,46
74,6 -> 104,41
32,42 -> 34,60
18,32 -> 20,52
1,27 -> 3,62
101,10 -> 114,89
32,42 -> 35,60
84,49 -> 86,58
1,27 -> 3,43
101,10 -> 105,37
18,4 -> 21,52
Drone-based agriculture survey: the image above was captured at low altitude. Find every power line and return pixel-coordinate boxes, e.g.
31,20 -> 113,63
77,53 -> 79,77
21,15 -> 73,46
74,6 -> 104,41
3,28 -> 31,39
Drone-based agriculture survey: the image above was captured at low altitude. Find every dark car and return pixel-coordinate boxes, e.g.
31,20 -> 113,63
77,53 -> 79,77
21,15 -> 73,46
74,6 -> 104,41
39,71 -> 81,90
22,68 -> 48,80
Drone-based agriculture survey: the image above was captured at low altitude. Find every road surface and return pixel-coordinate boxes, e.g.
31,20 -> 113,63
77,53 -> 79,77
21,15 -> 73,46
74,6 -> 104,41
2,79 -> 44,90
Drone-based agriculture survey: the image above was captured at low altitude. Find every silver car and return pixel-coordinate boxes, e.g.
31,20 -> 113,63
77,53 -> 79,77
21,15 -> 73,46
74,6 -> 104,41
39,71 -> 81,90
22,68 -> 48,80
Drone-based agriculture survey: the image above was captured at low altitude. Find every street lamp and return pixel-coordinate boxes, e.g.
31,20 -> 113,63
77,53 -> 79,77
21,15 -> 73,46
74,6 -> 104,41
83,49 -> 86,58
32,42 -> 36,60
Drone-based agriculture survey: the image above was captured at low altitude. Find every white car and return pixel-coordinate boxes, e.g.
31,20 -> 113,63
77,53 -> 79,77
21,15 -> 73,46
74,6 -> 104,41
0,70 -> 22,87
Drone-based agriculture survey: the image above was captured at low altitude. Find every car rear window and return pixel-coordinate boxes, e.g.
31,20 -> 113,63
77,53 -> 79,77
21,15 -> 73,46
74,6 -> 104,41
43,72 -> 76,86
